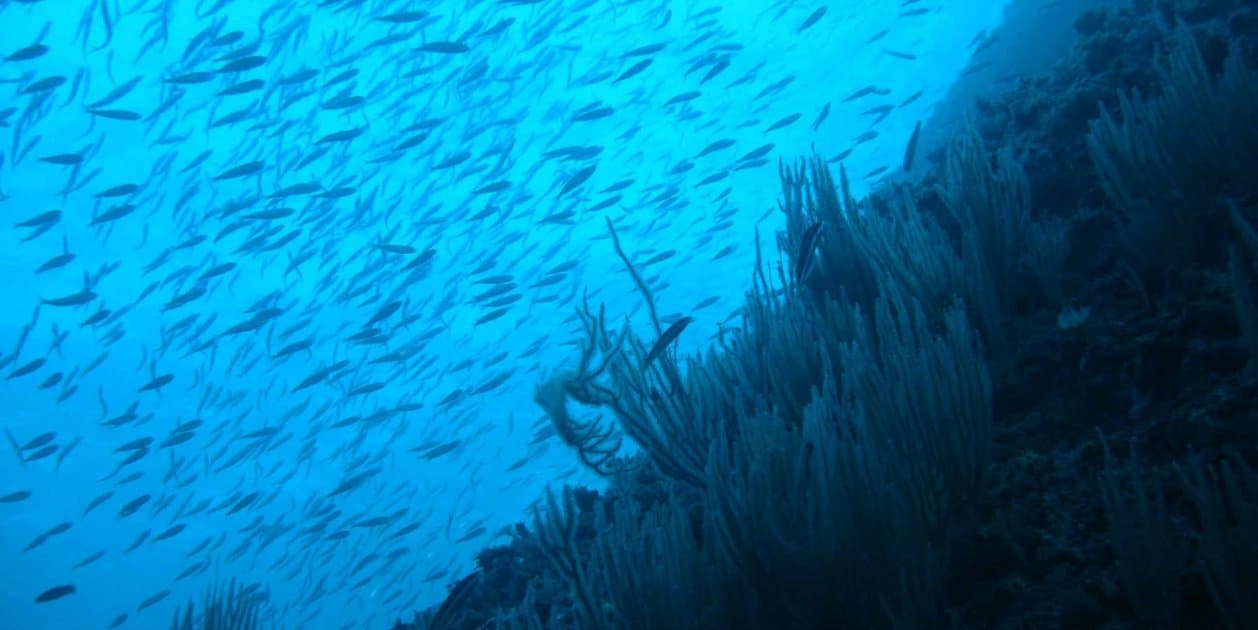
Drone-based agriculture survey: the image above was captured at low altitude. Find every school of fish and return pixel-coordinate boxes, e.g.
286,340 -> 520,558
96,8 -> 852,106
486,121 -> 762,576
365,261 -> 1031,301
0,0 -> 1007,627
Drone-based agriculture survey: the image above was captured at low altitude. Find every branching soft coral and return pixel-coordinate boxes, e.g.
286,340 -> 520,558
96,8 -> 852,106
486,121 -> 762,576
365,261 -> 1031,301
1087,22 -> 1258,274
535,361 -> 623,478
170,580 -> 265,630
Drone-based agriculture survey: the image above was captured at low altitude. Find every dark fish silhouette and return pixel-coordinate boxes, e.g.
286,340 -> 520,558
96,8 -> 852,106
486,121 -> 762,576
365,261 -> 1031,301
35,584 -> 75,603
558,164 -> 596,197
643,316 -> 693,369
0,490 -> 31,502
903,121 -> 922,172
798,7 -> 826,32
415,41 -> 469,53
4,43 -> 49,62
613,58 -> 652,83
795,222 -> 824,282
42,274 -> 96,307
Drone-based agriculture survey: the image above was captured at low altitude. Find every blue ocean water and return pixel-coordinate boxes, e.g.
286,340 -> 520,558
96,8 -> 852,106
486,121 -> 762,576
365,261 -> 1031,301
0,1 -> 1035,627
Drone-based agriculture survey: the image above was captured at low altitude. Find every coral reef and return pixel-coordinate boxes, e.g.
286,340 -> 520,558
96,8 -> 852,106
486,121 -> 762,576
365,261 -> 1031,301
394,1 -> 1258,628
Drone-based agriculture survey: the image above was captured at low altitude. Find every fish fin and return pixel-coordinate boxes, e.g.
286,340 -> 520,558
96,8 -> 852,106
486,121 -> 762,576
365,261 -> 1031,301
4,429 -> 27,468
